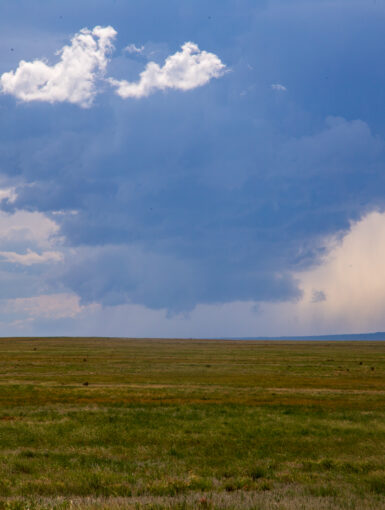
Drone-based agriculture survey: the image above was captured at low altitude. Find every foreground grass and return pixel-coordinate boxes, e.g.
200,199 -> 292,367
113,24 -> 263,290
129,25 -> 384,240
0,338 -> 385,508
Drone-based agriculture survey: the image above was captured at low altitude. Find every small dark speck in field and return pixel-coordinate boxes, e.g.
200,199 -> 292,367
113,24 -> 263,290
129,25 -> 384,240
346,369 -> 350,372
371,367 -> 375,371
33,347 -> 37,351
359,361 -> 363,365
83,382 -> 89,386
250,467 -> 265,480
83,358 -> 87,362
206,364 -> 211,368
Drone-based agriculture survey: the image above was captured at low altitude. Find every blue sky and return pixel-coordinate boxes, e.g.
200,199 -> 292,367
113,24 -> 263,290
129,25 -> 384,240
0,0 -> 385,337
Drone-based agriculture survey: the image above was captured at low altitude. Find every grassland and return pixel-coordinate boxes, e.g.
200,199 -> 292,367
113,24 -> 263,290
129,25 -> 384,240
0,338 -> 385,509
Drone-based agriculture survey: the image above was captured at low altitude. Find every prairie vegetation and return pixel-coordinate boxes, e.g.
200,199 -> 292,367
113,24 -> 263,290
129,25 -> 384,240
0,338 -> 385,509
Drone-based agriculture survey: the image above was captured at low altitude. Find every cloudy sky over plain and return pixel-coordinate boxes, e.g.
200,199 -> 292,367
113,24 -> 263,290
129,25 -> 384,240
0,0 -> 385,337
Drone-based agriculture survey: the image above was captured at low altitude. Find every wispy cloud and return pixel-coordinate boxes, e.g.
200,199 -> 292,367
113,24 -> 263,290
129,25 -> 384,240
0,249 -> 63,266
124,43 -> 144,54
271,83 -> 287,91
0,26 -> 116,107
109,42 -> 226,98
5,293 -> 92,319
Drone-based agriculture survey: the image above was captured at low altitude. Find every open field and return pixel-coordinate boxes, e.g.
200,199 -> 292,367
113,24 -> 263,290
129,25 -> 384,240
0,338 -> 385,509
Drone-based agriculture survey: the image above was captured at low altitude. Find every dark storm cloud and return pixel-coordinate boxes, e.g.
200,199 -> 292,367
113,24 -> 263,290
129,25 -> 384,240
0,0 -> 384,312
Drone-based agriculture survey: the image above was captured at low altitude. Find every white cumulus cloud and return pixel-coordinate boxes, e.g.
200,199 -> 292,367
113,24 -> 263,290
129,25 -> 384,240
0,26 -> 116,107
1,29 -> 225,105
109,42 -> 226,98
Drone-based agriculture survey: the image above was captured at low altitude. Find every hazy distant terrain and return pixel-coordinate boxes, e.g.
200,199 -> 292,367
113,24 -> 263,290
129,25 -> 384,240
0,338 -> 385,509
233,332 -> 385,341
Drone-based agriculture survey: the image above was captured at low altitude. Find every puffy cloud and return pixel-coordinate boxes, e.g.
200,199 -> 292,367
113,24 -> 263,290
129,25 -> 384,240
0,26 -> 116,107
0,187 -> 17,203
1,27 -> 226,106
292,211 -> 385,332
0,210 -> 61,249
109,42 -> 226,98
0,249 -> 63,266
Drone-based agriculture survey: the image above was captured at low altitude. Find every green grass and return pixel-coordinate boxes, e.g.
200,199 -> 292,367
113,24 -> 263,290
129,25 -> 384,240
0,338 -> 385,508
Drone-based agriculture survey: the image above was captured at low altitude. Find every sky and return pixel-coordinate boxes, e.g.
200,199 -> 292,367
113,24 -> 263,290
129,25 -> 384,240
0,0 -> 385,337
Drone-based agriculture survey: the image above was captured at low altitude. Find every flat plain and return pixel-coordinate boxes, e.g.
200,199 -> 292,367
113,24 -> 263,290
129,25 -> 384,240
0,338 -> 385,509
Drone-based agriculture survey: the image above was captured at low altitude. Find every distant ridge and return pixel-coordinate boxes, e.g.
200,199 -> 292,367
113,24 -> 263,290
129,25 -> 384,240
228,332 -> 385,341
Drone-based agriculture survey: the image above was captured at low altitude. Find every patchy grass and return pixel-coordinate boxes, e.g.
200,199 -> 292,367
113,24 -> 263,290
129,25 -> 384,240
0,338 -> 385,508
